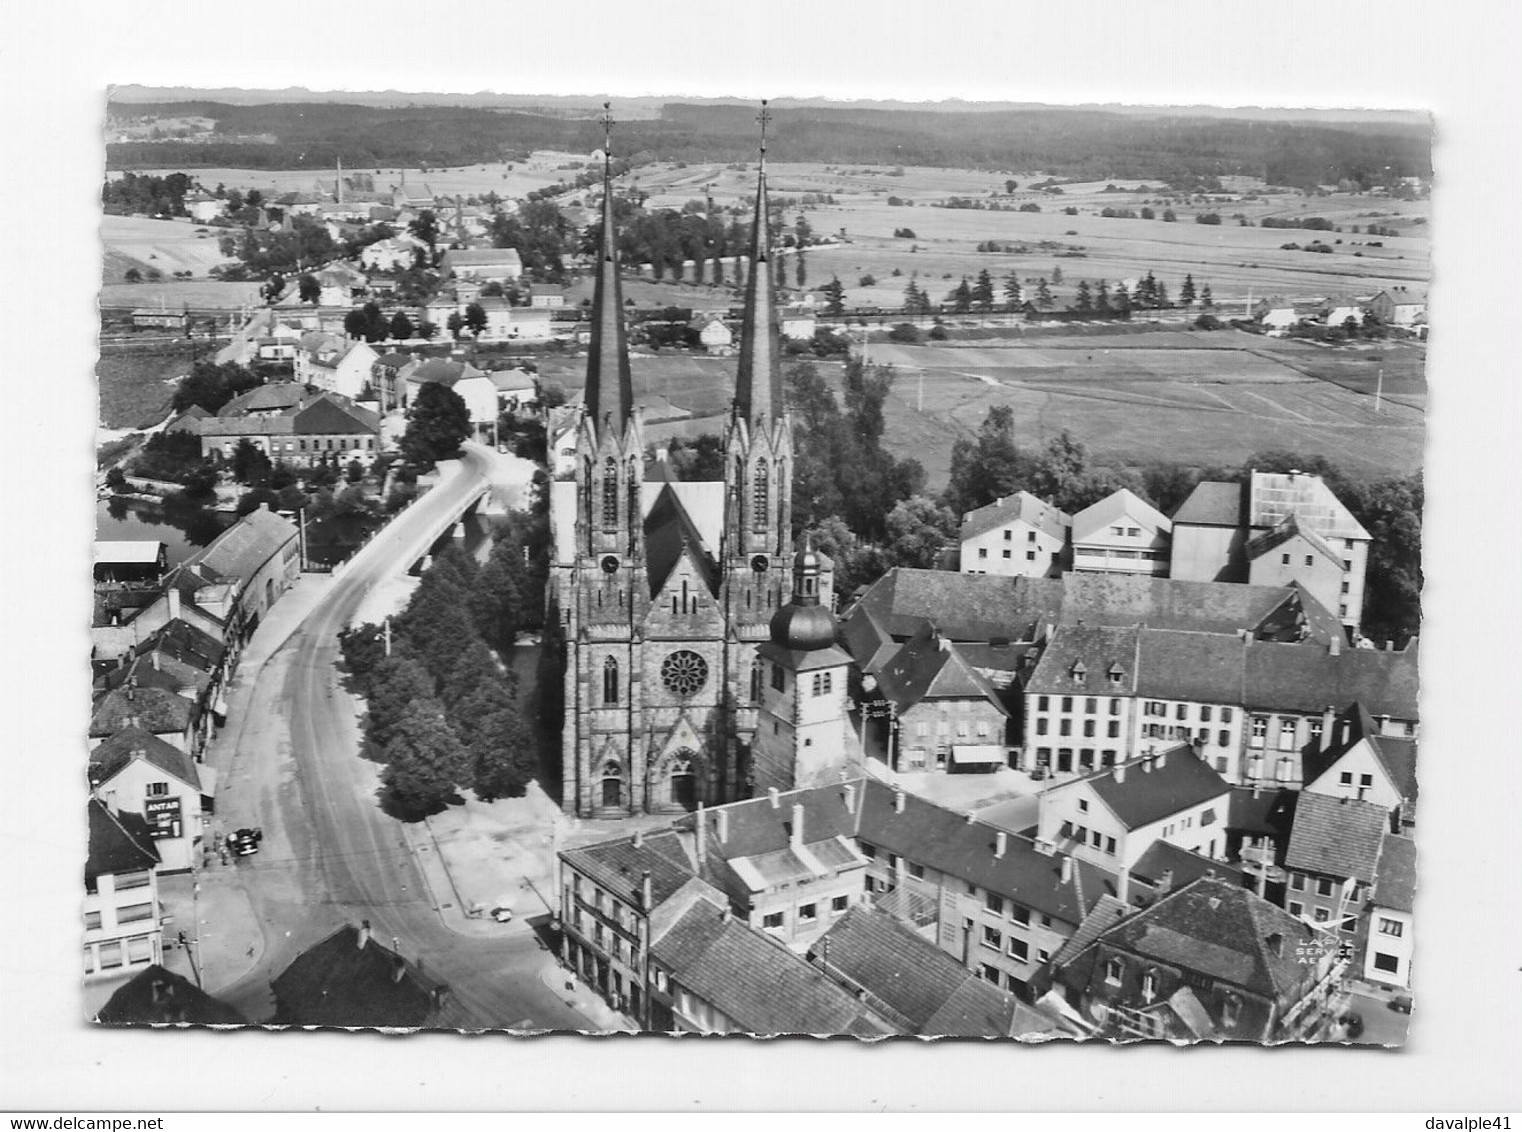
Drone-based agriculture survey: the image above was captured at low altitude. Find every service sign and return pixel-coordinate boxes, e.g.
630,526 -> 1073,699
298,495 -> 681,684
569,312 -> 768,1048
145,796 -> 182,839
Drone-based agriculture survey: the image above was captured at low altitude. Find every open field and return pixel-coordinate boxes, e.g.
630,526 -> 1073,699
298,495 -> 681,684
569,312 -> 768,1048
100,214 -> 237,282
96,342 -> 200,429
99,280 -> 266,312
527,327 -> 1423,487
126,150 -> 607,205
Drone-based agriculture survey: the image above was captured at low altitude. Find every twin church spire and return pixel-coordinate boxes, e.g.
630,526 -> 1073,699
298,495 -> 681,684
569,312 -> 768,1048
584,101 -> 781,435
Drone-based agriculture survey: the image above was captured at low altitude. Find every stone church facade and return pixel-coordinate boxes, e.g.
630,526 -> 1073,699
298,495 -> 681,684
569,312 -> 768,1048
550,128 -> 831,818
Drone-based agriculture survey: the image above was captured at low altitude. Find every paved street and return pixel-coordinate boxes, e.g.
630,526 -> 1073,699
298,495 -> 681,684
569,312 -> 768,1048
195,443 -> 616,1030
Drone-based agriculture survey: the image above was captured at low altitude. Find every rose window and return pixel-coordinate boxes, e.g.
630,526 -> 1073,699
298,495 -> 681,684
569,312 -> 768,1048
661,650 -> 709,697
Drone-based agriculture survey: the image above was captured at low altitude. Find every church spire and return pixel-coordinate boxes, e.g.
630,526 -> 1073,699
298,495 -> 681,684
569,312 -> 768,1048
734,100 -> 782,425
585,103 -> 633,433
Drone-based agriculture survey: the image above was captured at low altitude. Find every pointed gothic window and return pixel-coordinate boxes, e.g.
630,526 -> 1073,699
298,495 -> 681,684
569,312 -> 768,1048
600,761 -> 623,809
601,457 -> 618,530
602,656 -> 619,705
750,658 -> 764,703
752,460 -> 769,532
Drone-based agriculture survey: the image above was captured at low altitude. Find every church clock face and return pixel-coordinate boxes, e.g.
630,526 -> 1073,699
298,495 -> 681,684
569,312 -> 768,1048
750,554 -> 769,573
660,650 -> 709,698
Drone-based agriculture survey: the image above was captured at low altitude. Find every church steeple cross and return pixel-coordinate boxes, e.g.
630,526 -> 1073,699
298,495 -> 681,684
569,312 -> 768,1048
757,100 -> 771,169
599,102 -> 614,166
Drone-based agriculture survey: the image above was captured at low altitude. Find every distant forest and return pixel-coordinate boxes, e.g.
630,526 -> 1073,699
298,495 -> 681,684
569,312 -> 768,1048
106,100 -> 1431,190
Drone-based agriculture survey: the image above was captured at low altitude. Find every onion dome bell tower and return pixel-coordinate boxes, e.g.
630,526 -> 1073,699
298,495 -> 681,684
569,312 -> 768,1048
752,535 -> 858,792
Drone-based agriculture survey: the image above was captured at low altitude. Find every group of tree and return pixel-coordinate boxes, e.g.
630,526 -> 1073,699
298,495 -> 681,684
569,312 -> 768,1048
399,382 -> 473,469
216,214 -> 339,279
171,360 -> 263,414
342,300 -> 437,343
338,519 -> 549,814
102,172 -> 196,217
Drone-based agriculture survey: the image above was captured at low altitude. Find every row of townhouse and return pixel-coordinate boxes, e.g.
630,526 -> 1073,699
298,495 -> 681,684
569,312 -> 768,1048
958,471 -> 1371,631
1021,625 -> 1417,785
559,763 -> 1353,1040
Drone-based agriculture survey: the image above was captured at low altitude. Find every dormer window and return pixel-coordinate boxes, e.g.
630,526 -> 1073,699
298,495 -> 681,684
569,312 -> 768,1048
1107,665 -> 1123,685
1070,662 -> 1086,684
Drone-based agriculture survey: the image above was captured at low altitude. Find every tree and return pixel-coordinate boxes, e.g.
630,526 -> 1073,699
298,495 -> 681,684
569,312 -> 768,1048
388,310 -> 415,341
973,269 -> 995,311
345,458 -> 366,484
124,268 -> 142,284
343,309 -> 369,339
416,319 -> 439,340
943,404 -> 1029,515
400,382 -> 471,468
364,656 -> 437,749
821,276 -> 846,316
795,250 -> 807,290
950,277 -> 973,313
337,622 -> 389,695
1180,274 -> 1197,307
382,696 -> 470,814
409,209 -> 440,249
446,311 -> 465,338
1074,280 -> 1093,313
1051,265 -> 1064,286
1035,277 -> 1054,309
888,322 -> 919,343
884,496 -> 959,569
1094,280 -> 1111,313
230,438 -> 273,486
470,699 -> 540,802
298,273 -> 321,305
463,301 -> 488,339
1005,179 -> 1018,194
104,466 -> 128,492
1002,272 -> 1023,309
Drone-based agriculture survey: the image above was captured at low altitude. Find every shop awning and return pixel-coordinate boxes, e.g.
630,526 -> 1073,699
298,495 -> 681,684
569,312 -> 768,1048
951,744 -> 1007,765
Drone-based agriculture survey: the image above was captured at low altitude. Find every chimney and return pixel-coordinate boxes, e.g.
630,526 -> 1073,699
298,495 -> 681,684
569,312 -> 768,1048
965,810 -> 976,824
1329,635 -> 1342,657
893,787 -> 906,814
1155,750 -> 1167,769
1252,780 -> 1262,799
1157,869 -> 1174,895
633,827 -> 644,850
1114,762 -> 1126,784
1061,855 -> 1074,884
695,803 -> 707,868
167,586 -> 182,622
151,651 -> 161,672
719,906 -> 731,924
1115,867 -> 1130,904
357,920 -> 372,949
842,783 -> 856,814
995,831 -> 1007,859
791,804 -> 804,848
1322,705 -> 1338,751
1265,932 -> 1283,958
768,787 -> 780,809
391,956 -> 406,984
641,869 -> 653,911
715,807 -> 728,844
1141,757 -> 1152,774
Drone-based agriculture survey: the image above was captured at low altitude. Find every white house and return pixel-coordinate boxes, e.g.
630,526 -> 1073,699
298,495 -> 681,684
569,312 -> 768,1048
313,262 -> 369,308
1071,489 -> 1172,576
959,491 -> 1070,577
1366,286 -> 1426,328
359,235 -> 429,272
1364,834 -> 1415,989
89,727 -> 211,874
492,367 -> 539,411
295,336 -> 380,401
185,194 -> 224,223
440,246 -> 524,282
1261,306 -> 1300,335
691,314 -> 734,354
1035,745 -> 1233,872
85,800 -> 164,983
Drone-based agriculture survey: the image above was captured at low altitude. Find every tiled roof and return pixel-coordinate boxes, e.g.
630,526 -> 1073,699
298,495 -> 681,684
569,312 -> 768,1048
135,619 -> 226,674
1225,785 -> 1298,839
1245,516 -> 1343,566
90,684 -> 195,738
1071,488 -> 1171,543
87,799 -> 160,881
1080,745 -> 1230,831
1091,876 -> 1316,1003
442,247 -> 522,267
561,828 -> 696,911
89,725 -> 202,792
1249,471 -> 1370,541
1372,834 -> 1416,913
1052,894 -> 1132,967
1133,628 -> 1245,703
1131,841 -> 1245,895
293,397 -> 381,436
874,626 -> 1008,713
811,906 -> 1020,1036
642,483 -> 719,597
1171,481 -> 1245,526
652,897 -> 887,1035
220,382 -> 313,416
1243,639 -> 1418,719
185,507 -> 298,586
849,568 -> 1066,643
1059,573 -> 1335,642
960,491 -> 1070,544
271,924 -> 458,1028
1370,736 -> 1418,806
856,780 -> 1116,926
96,964 -> 246,1025
1285,793 -> 1389,883
1025,624 -> 1139,696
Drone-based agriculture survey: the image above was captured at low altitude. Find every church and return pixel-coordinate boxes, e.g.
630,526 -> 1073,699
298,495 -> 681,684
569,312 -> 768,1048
548,109 -> 860,818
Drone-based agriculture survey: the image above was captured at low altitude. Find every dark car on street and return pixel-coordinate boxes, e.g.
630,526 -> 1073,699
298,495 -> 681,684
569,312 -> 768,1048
229,828 -> 264,856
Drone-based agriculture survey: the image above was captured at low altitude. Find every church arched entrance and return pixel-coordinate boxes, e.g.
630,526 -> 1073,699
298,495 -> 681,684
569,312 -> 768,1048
654,747 -> 704,812
600,761 -> 624,809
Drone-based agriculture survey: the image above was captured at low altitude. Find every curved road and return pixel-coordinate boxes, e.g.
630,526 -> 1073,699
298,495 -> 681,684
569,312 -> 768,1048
213,444 -> 593,1030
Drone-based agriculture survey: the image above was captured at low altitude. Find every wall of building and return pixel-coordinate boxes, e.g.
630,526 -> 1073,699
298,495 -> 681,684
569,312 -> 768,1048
1169,524 -> 1246,583
1363,905 -> 1413,988
895,698 -> 1008,772
1133,699 -> 1243,779
748,864 -> 864,951
92,766 -> 203,873
83,868 -> 162,981
1024,690 -> 1136,777
960,522 -> 1064,578
1247,538 -> 1346,625
560,866 -> 647,1021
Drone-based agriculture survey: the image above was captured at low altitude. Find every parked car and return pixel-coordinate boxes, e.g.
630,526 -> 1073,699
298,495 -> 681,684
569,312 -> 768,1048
490,906 -> 514,923
229,828 -> 264,856
1340,1012 -> 1365,1040
1388,995 -> 1413,1015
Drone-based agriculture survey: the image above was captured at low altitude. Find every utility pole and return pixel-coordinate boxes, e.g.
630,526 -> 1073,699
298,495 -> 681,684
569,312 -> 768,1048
1374,367 -> 1383,414
383,616 -> 393,657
